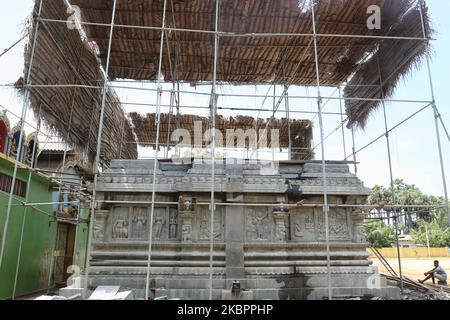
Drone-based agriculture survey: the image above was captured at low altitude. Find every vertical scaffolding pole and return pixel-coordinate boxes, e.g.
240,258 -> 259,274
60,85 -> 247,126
417,2 -> 450,226
351,127 -> 358,174
377,61 -> 403,293
209,0 -> 220,301
272,84 -> 276,162
338,86 -> 347,159
166,90 -> 175,159
83,0 -> 118,298
284,86 -> 292,160
0,0 -> 43,274
145,0 -> 168,301
44,41 -> 86,292
311,3 -> 332,300
12,104 -> 43,299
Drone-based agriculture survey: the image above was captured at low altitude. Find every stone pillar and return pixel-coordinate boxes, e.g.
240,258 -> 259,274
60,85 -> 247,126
225,193 -> 245,283
93,210 -> 109,242
351,209 -> 367,243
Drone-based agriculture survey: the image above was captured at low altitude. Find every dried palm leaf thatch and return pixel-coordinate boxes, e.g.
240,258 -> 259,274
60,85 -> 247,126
16,0 -> 432,162
130,112 -> 314,160
16,0 -> 137,168
344,4 -> 433,129
68,0 -> 423,86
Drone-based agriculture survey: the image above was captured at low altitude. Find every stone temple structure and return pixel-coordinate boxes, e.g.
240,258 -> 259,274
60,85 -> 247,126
88,158 -> 400,300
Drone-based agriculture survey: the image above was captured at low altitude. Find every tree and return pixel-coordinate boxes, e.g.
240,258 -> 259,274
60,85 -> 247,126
364,220 -> 396,248
367,179 -> 444,232
411,210 -> 450,247
367,179 -> 449,247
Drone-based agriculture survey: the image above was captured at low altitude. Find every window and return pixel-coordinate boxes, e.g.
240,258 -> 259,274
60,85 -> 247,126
0,173 -> 27,198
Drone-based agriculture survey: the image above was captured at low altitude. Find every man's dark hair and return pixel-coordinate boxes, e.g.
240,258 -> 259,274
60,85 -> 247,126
434,260 -> 439,264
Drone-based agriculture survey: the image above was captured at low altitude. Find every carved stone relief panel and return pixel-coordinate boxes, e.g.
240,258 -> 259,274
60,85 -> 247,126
316,207 -> 351,241
168,207 -> 179,240
131,207 -> 148,240
245,207 -> 272,242
291,208 -> 316,242
152,207 -> 168,241
195,206 -> 224,242
110,207 -> 131,241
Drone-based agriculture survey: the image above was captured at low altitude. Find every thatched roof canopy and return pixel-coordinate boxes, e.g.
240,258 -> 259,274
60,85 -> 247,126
69,0 -> 431,128
18,0 -> 432,164
130,112 -> 314,159
17,0 -> 138,166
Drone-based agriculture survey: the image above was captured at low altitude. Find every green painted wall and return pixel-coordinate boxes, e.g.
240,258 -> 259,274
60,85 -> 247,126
73,204 -> 89,271
0,155 -> 89,299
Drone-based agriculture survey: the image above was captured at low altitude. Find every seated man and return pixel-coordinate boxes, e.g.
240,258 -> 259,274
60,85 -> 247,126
418,260 -> 447,285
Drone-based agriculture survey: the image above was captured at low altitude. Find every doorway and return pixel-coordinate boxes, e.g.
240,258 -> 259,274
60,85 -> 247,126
53,223 -> 76,286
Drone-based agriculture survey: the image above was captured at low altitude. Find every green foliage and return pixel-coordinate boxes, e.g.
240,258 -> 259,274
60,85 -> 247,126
411,213 -> 450,247
364,220 -> 396,248
368,179 -> 449,247
368,179 -> 444,210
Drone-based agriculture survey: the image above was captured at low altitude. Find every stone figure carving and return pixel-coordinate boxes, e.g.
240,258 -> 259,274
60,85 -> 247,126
273,210 -> 289,242
272,204 -> 290,242
184,200 -> 193,211
153,211 -> 166,240
180,210 -> 194,242
133,214 -> 147,239
182,224 -> 192,242
295,212 -> 315,237
247,209 -> 270,240
94,222 -> 104,240
274,202 -> 289,213
169,211 -> 178,239
199,217 -> 222,240
305,213 -> 314,230
254,212 -> 269,240
275,222 -> 287,242
178,195 -> 185,211
113,218 -> 129,239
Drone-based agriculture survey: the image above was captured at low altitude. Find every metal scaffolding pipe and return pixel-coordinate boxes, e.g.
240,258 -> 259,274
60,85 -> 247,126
208,0 -> 220,301
36,17 -> 432,42
145,0 -> 168,301
12,103 -> 43,299
311,3 -> 332,300
6,83 -> 433,105
377,60 -> 403,293
0,0 -> 43,275
419,0 -> 449,226
83,0 -> 118,299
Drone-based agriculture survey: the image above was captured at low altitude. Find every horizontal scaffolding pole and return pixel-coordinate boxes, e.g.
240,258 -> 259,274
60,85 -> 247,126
96,199 -> 446,209
345,103 -> 432,160
37,17 -> 433,42
3,83 -> 432,105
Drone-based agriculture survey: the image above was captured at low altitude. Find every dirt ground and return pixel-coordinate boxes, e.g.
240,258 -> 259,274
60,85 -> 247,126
371,257 -> 450,283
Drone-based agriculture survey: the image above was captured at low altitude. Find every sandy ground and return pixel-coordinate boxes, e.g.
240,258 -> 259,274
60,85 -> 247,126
371,257 -> 450,283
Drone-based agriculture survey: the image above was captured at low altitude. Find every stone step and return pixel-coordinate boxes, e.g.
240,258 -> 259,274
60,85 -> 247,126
88,266 -> 226,276
152,286 -> 400,300
88,274 -> 387,291
90,260 -> 226,267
